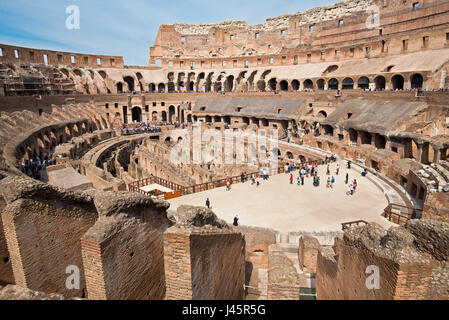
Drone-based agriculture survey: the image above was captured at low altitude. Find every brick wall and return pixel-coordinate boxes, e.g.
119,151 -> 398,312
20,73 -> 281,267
1,198 -> 97,298
164,227 -> 245,300
298,236 -> 321,273
81,215 -> 167,300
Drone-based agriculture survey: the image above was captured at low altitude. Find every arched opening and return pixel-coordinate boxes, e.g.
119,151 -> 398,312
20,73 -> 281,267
374,76 -> 386,91
151,111 -> 158,121
291,80 -> 300,91
391,75 -> 404,90
286,152 -> 293,159
349,129 -> 358,143
214,116 -> 221,123
317,110 -> 327,119
357,77 -> 370,90
116,82 -> 123,93
189,81 -> 194,91
328,78 -> 339,90
225,75 -> 234,92
374,134 -> 386,149
271,148 -> 281,158
158,83 -> 166,93
149,83 -> 156,92
342,77 -> 354,90
410,74 -> 423,89
303,79 -> 313,89
257,80 -> 266,91
268,78 -> 277,91
205,115 -> 212,123
279,80 -> 289,91
169,105 -> 176,123
123,76 -> 135,92
243,117 -> 250,125
161,111 -> 167,122
360,131 -> 372,145
187,114 -> 192,123
323,125 -> 334,136
317,79 -> 325,90
131,107 -> 142,123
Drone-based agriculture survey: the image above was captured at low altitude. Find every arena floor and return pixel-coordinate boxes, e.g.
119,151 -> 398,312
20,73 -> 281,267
168,161 -> 395,233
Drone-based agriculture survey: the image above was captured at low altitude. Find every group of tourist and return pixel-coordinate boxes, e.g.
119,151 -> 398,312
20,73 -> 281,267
21,152 -> 56,180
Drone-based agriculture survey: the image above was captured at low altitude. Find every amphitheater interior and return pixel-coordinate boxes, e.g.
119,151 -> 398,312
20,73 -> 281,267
0,0 -> 448,301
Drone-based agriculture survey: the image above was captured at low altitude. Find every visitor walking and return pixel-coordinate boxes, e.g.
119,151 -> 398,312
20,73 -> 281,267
233,215 -> 239,226
336,164 -> 340,175
205,198 -> 210,209
330,176 -> 335,188
290,173 -> 294,184
345,173 -> 349,185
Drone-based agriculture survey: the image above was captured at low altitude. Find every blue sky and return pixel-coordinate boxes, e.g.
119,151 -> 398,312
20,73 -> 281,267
0,0 -> 336,66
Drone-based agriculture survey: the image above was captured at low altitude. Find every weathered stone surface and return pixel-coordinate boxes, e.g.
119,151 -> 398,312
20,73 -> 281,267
0,284 -> 79,300
175,205 -> 230,231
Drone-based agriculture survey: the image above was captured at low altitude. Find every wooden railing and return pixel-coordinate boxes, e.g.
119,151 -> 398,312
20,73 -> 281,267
383,204 -> 422,225
341,220 -> 368,231
128,158 -> 326,199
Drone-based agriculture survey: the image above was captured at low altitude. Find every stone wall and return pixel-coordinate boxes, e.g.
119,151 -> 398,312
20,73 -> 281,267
0,174 -> 14,286
81,192 -> 170,300
163,206 -> 245,300
298,236 -> 321,274
316,221 -> 449,300
0,176 -> 97,298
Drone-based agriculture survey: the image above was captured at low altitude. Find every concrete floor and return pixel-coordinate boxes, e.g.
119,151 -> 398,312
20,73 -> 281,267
168,162 -> 395,233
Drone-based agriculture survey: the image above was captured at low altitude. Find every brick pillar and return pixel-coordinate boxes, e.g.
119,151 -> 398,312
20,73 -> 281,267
80,239 -> 106,300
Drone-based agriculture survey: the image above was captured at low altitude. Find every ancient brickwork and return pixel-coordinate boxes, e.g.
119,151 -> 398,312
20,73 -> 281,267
163,206 -> 245,300
0,176 -> 97,298
316,221 -> 449,300
81,192 -> 170,300
298,236 -> 321,274
267,244 -> 301,300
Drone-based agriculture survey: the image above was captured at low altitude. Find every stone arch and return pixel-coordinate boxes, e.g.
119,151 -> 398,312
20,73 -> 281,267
151,111 -> 158,121
225,75 -> 234,92
168,105 -> 176,123
149,83 -> 156,92
391,75 -> 404,90
132,107 -> 142,123
328,78 -> 339,90
268,78 -> 277,91
116,82 -> 123,93
357,76 -> 370,89
291,80 -> 300,91
286,151 -> 293,159
410,73 -> 424,89
123,76 -> 135,92
374,76 -> 386,90
342,77 -> 354,90
279,80 -> 289,91
303,79 -> 314,89
161,111 -> 167,122
158,83 -> 166,92
317,110 -> 327,119
317,79 -> 325,90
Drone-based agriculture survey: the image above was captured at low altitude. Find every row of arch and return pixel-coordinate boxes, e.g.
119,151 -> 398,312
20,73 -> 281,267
124,73 -> 425,94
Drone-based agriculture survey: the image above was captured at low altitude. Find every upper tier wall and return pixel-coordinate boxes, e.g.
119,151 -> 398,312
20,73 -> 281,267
0,44 -> 125,69
149,0 -> 449,68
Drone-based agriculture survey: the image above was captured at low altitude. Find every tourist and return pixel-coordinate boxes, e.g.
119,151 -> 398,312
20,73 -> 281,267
205,198 -> 210,209
347,160 -> 352,169
345,173 -> 349,185
336,164 -> 340,175
233,215 -> 239,226
327,177 -> 331,188
331,176 -> 335,188
327,165 -> 330,175
353,179 -> 358,193
240,173 -> 245,183
347,185 -> 354,196
362,168 -> 368,177
290,173 -> 294,184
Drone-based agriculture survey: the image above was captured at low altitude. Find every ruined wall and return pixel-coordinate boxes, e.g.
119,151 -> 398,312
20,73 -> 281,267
163,206 -> 245,300
0,43 -> 124,68
0,174 -> 14,286
267,244 -> 301,300
81,192 -> 170,300
298,235 -> 321,274
316,221 -> 449,300
0,176 -> 97,298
